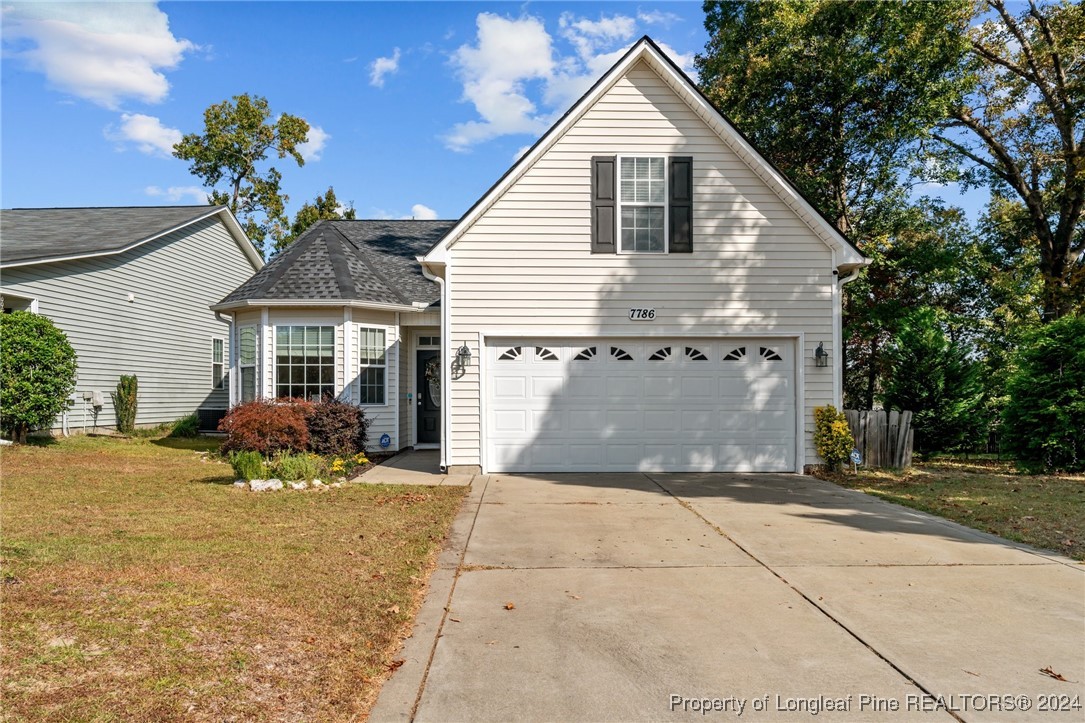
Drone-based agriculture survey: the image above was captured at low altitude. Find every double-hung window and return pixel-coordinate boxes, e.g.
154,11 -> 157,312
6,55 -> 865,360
238,325 -> 258,403
212,338 -> 225,390
357,327 -> 386,405
619,156 -> 666,253
275,325 -> 335,400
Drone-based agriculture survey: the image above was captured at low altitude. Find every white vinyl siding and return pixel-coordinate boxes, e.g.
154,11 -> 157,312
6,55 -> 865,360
0,216 -> 258,429
445,60 -> 835,469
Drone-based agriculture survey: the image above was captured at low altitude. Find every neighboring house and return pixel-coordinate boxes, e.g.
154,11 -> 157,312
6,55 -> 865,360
214,37 -> 869,473
1,205 -> 263,432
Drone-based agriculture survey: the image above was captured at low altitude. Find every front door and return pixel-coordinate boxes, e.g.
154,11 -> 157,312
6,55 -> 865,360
416,350 -> 441,444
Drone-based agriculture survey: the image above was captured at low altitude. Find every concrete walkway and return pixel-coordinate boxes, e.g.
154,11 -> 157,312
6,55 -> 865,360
357,450 -> 477,486
372,472 -> 1085,722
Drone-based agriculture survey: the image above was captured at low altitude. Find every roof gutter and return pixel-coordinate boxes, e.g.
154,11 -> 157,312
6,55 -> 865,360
210,298 -> 432,313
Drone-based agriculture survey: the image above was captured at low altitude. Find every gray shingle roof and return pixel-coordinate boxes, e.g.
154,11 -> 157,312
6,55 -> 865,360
0,206 -> 227,265
217,219 -> 454,308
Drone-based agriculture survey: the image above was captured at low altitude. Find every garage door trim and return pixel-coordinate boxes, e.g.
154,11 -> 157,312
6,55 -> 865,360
478,331 -> 805,474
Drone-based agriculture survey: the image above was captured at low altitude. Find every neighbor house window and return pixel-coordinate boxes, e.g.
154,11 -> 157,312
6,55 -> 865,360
619,156 -> 666,253
275,325 -> 335,400
238,326 -> 258,403
212,338 -> 225,389
357,326 -> 386,405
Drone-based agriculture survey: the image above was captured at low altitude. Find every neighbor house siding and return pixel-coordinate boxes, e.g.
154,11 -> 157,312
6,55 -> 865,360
446,61 -> 835,469
1,216 -> 258,430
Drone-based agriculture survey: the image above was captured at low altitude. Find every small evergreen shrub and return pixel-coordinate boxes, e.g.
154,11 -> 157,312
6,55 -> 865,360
229,450 -> 267,480
219,399 -> 309,455
1003,315 -> 1085,472
305,397 -> 371,456
814,405 -> 854,471
0,311 -> 78,442
112,375 -> 139,434
170,413 -> 200,438
269,452 -> 324,481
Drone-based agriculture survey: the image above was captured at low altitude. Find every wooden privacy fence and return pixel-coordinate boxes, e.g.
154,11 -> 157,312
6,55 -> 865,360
844,410 -> 914,469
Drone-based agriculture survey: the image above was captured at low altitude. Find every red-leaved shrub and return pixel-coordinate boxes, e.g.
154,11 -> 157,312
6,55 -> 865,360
305,397 -> 371,456
219,399 -> 309,455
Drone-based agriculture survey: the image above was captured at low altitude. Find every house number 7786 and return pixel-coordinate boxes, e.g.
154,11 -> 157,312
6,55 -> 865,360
629,308 -> 656,320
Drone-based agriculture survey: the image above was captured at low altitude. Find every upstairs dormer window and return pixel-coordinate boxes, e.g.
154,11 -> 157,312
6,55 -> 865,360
620,156 -> 666,253
592,155 -> 692,255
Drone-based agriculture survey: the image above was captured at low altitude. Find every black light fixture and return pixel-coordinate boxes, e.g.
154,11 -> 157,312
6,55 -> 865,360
456,343 -> 472,367
815,342 -> 829,368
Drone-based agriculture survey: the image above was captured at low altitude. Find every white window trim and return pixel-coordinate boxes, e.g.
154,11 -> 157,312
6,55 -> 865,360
357,324 -> 389,407
211,337 -> 226,390
238,324 -> 259,404
616,154 -> 669,255
273,324 -> 337,401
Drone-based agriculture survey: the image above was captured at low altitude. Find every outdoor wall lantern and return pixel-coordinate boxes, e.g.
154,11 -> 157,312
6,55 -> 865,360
456,343 -> 472,368
815,342 -> 829,368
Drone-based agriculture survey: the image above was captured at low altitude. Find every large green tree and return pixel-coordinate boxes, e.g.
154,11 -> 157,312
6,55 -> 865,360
880,307 -> 987,456
696,0 -> 972,235
930,0 -> 1084,321
277,186 -> 357,252
173,94 -> 309,255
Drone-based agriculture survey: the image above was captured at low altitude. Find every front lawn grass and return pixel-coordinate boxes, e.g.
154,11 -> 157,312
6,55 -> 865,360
824,459 -> 1085,561
1,435 -> 466,721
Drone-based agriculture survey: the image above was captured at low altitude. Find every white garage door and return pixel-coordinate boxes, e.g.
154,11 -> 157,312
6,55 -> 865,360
486,338 -> 797,473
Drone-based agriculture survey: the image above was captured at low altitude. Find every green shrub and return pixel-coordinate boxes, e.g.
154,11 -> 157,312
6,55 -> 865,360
0,311 -> 78,442
269,452 -> 323,481
305,397 -> 371,456
229,450 -> 267,481
1003,315 -> 1085,472
112,375 -> 139,434
219,399 -> 309,455
880,307 -> 986,454
170,413 -> 200,438
814,405 -> 854,471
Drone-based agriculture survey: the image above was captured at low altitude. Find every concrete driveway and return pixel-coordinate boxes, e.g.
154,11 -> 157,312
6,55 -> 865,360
372,473 -> 1085,722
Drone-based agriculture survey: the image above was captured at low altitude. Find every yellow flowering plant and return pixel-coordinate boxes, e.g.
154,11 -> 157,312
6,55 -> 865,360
813,405 -> 854,471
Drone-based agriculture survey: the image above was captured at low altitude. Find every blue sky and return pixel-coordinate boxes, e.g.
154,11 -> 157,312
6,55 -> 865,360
2,1 -> 986,228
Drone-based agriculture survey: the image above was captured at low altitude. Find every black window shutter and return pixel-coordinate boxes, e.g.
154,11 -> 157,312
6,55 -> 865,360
591,156 -> 616,254
670,156 -> 693,253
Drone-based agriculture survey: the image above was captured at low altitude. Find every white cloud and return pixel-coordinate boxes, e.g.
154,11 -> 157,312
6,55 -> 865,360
369,47 -> 401,87
106,113 -> 182,156
513,144 -> 533,162
444,12 -> 697,151
410,203 -> 438,220
2,2 -> 194,109
144,185 -> 208,204
297,124 -> 329,162
444,13 -> 555,151
637,10 -> 682,28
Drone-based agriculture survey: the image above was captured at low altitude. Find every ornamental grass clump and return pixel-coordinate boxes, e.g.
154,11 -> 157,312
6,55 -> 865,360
814,405 -> 854,471
229,450 -> 267,481
269,452 -> 324,482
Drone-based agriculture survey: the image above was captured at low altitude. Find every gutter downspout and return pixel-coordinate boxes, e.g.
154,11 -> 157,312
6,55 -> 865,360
215,311 -> 236,408
419,261 -> 448,472
834,264 -> 865,408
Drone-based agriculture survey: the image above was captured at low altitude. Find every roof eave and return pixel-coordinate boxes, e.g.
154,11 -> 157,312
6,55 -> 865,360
210,298 -> 433,313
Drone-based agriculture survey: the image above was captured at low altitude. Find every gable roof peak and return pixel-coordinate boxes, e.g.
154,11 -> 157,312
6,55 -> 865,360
423,33 -> 867,269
